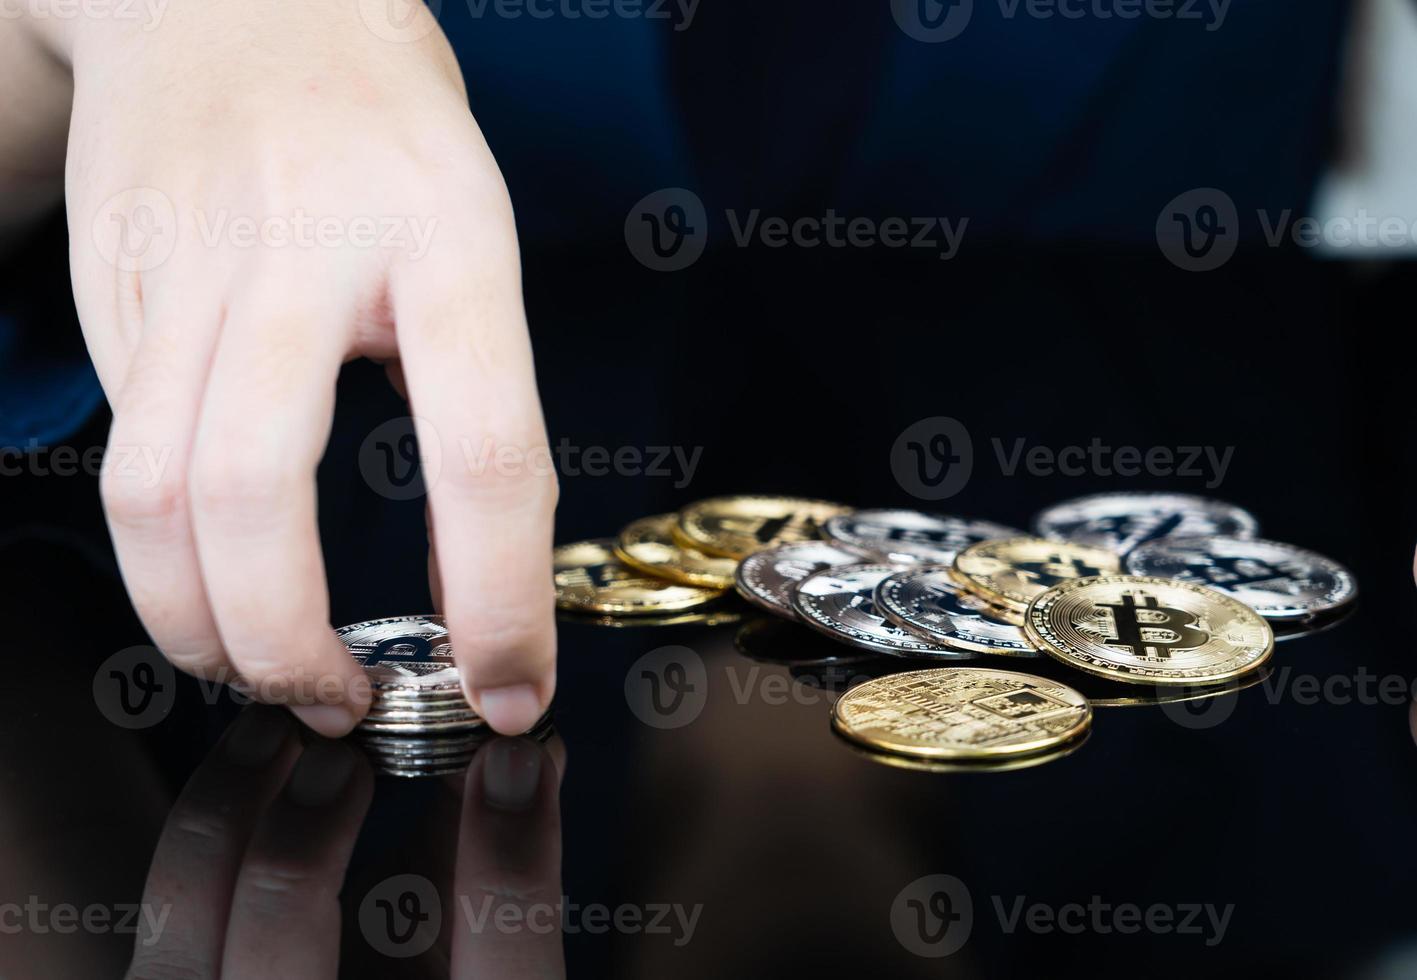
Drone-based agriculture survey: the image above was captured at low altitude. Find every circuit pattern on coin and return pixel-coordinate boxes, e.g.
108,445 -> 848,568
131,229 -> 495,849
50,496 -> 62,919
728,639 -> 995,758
790,564 -> 966,658
1124,535 -> 1356,620
876,567 -> 1037,656
832,668 -> 1092,759
950,537 -> 1120,617
555,539 -> 723,614
614,513 -> 739,589
734,540 -> 869,617
1025,574 -> 1274,686
1032,492 -> 1260,553
822,509 -> 1025,565
676,496 -> 851,559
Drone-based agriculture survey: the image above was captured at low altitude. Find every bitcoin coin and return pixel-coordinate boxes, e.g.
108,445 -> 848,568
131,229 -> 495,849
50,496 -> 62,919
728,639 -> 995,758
1124,535 -> 1357,620
841,731 -> 1090,773
558,608 -> 745,629
790,564 -> 967,658
950,537 -> 1120,621
1025,574 -> 1274,686
876,567 -> 1038,657
823,509 -> 1025,565
338,615 -> 462,694
614,513 -> 739,589
675,496 -> 850,559
734,540 -> 869,618
1033,492 -> 1259,553
554,540 -> 724,614
832,668 -> 1092,760
733,616 -> 874,666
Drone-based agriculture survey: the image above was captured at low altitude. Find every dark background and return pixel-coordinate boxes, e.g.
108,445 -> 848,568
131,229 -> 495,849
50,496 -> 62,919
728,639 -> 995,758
5,0 -> 1417,976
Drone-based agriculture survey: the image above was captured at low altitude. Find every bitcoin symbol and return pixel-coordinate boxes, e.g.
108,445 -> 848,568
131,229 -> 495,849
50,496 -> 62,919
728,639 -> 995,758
1017,555 -> 1108,585
1101,593 -> 1209,659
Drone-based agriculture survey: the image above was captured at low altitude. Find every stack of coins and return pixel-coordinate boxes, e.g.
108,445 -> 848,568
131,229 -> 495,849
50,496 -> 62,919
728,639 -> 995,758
337,615 -> 486,735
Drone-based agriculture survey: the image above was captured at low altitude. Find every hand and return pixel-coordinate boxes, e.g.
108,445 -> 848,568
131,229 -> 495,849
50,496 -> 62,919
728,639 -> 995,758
46,0 -> 557,734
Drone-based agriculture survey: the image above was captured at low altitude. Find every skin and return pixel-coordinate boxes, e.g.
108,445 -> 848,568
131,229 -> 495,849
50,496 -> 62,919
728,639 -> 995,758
3,0 -> 558,735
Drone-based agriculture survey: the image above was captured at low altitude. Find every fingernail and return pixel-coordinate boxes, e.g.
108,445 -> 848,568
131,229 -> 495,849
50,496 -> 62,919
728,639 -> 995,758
287,741 -> 357,808
482,739 -> 542,812
223,707 -> 291,767
473,684 -> 543,735
291,703 -> 360,738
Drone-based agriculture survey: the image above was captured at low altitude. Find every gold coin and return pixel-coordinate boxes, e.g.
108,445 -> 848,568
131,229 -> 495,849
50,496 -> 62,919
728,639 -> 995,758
675,496 -> 851,560
553,539 -> 724,615
841,730 -> 1089,774
950,536 -> 1119,618
614,513 -> 739,589
1024,574 -> 1274,686
831,667 -> 1092,760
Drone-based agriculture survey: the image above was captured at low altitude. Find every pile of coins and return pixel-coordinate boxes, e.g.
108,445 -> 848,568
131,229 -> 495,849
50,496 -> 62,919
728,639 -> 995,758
555,492 -> 1358,770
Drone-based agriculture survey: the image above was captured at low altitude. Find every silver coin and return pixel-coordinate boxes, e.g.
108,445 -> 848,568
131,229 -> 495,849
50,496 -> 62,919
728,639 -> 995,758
359,735 -> 486,758
357,715 -> 487,735
735,541 -> 870,618
363,703 -> 484,724
790,564 -> 971,659
876,567 -> 1038,657
337,614 -> 462,694
823,509 -> 1025,565
1125,535 -> 1357,620
1033,492 -> 1259,554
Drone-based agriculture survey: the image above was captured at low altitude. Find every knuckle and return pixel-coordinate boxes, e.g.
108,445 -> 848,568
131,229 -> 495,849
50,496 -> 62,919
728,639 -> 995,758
101,460 -> 187,530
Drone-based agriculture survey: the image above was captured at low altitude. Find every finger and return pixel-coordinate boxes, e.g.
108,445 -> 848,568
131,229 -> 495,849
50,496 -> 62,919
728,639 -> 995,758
222,739 -> 374,979
101,271 -> 231,680
393,241 -> 558,735
189,272 -> 372,735
128,707 -> 302,975
452,738 -> 566,980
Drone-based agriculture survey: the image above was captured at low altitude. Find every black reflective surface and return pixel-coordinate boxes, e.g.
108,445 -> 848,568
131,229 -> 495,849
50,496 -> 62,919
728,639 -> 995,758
3,251 -> 1416,978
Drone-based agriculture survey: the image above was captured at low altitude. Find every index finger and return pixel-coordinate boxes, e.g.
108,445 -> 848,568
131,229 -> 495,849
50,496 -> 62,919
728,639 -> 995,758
392,233 -> 558,735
